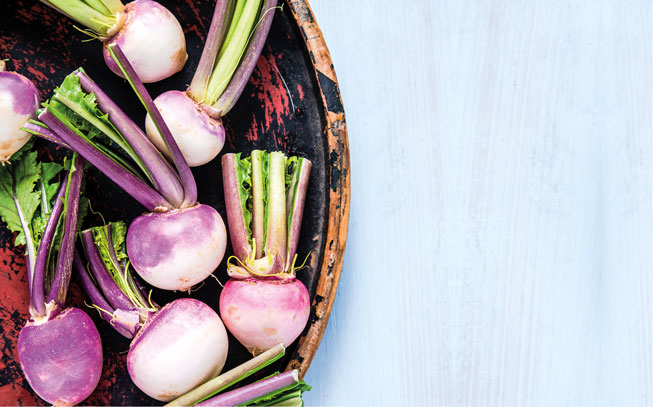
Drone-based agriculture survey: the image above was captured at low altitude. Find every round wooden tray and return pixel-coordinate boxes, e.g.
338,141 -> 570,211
0,0 -> 349,404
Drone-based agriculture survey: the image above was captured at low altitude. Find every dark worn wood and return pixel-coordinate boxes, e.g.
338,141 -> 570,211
0,0 -> 348,405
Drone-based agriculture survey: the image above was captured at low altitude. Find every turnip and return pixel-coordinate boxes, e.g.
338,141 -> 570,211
75,221 -> 229,401
0,148 -> 103,406
39,0 -> 187,83
220,150 -> 311,355
144,0 -> 278,166
0,64 -> 40,162
38,45 -> 227,291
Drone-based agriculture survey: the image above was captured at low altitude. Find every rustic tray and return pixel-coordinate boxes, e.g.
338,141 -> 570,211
0,0 -> 349,404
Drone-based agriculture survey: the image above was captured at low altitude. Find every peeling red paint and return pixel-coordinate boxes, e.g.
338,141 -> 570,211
243,52 -> 293,148
297,84 -> 305,101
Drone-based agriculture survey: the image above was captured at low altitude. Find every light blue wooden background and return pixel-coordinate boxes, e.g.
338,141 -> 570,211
302,1 -> 653,406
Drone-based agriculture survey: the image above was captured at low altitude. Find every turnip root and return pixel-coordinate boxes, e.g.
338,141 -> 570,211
220,151 -> 312,355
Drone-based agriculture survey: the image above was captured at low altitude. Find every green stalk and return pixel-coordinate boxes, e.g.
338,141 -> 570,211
264,152 -> 286,259
98,0 -> 124,14
53,94 -> 154,185
41,0 -> 118,35
250,150 -> 265,258
218,0 -> 248,61
205,0 -> 262,106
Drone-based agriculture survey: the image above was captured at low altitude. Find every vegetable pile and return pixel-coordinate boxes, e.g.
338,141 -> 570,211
77,221 -> 230,401
0,0 -> 322,404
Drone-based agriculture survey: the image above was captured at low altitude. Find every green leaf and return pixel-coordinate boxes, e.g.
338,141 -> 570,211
0,150 -> 41,246
235,153 -> 253,244
46,72 -> 152,184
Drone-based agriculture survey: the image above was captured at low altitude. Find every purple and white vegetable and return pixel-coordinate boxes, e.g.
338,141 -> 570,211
0,64 -> 40,161
0,149 -> 103,406
75,221 -> 229,401
145,0 -> 278,166
38,45 -> 227,291
40,0 -> 186,83
220,151 -> 311,355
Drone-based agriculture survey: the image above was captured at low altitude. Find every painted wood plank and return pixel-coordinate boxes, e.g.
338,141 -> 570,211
303,1 -> 652,405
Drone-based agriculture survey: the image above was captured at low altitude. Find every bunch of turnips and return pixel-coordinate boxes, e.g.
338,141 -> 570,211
0,0 -> 313,405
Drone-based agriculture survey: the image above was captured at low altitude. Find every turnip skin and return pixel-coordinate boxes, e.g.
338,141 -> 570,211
219,278 -> 310,355
102,0 -> 187,83
145,90 -> 225,167
127,298 -> 229,401
17,307 -> 102,406
0,71 -> 39,161
126,204 -> 227,290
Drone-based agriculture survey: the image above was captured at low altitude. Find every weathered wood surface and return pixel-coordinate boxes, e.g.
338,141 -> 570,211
304,1 -> 653,405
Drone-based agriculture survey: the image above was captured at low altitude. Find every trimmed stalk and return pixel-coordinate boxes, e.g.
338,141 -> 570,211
40,0 -> 119,36
166,343 -> 285,406
29,177 -> 67,318
214,0 -> 278,114
188,0 -> 232,101
39,109 -> 169,211
196,370 -> 299,407
46,154 -> 84,307
81,230 -> 134,311
22,121 -> 72,150
74,70 -> 184,207
108,44 -> 197,207
222,154 -> 252,259
73,251 -> 138,338
265,152 -> 287,272
251,150 -> 265,258
285,158 -> 311,271
204,0 -> 262,106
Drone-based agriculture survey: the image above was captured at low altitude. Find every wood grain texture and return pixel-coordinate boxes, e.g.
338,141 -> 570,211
303,1 -> 653,406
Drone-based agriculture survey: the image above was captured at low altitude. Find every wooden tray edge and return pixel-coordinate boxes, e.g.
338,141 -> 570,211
284,0 -> 351,378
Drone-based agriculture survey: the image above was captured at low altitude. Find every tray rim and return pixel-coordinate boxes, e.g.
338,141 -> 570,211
284,0 -> 350,378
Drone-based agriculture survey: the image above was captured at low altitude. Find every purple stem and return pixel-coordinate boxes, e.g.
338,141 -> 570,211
196,370 -> 299,407
80,229 -> 134,311
222,154 -> 252,259
213,0 -> 278,115
22,121 -> 72,150
108,44 -> 197,208
29,176 -> 67,318
188,0 -> 231,101
46,154 -> 84,308
73,251 -> 136,339
74,70 -> 185,208
39,109 -> 169,211
285,158 -> 311,272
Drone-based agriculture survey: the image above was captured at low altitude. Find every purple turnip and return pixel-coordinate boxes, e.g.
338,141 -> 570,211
145,0 -> 278,166
39,46 -> 227,291
40,0 -> 186,83
220,151 -> 311,355
0,150 -> 103,405
76,222 -> 229,401
0,64 -> 40,161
